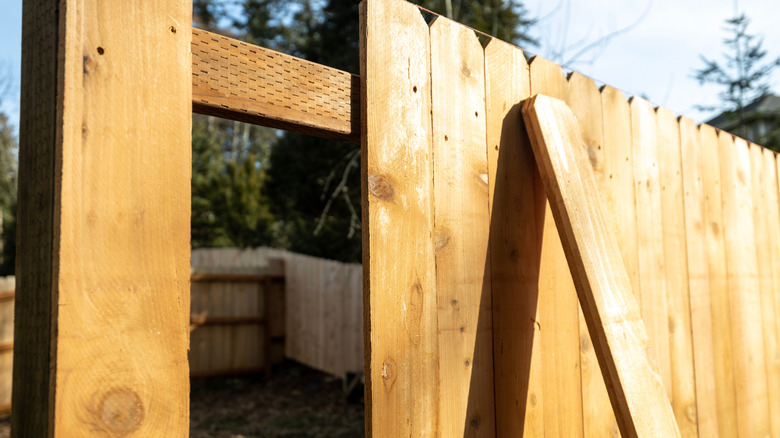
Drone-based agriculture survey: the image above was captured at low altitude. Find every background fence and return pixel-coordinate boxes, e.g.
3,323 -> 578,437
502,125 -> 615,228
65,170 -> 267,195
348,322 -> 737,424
0,277 -> 13,414
189,260 -> 286,377
192,248 -> 363,378
0,249 -> 361,413
360,0 -> 780,436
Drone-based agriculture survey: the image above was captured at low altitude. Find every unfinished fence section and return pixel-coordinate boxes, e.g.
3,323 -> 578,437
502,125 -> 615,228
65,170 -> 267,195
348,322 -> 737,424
189,262 -> 286,377
192,248 -> 363,378
361,0 -> 780,436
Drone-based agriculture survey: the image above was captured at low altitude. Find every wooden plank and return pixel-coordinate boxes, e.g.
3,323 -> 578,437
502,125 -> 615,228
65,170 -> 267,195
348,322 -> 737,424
522,94 -> 681,438
430,17 -> 494,437
600,86 -> 640,298
13,0 -> 60,433
656,108 -> 698,436
566,72 -> 616,437
766,150 -> 780,419
192,29 -> 359,143
718,133 -> 769,437
190,316 -> 265,326
629,97 -> 672,399
699,124 -> 737,437
528,57 -> 583,438
14,0 -> 192,435
484,38 -> 544,437
360,0 -> 439,435
191,273 -> 284,282
749,143 -> 780,437
679,117 -> 719,438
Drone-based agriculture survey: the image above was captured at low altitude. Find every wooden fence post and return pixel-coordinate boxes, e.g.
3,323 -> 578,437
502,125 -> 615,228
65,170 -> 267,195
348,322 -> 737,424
14,0 -> 192,436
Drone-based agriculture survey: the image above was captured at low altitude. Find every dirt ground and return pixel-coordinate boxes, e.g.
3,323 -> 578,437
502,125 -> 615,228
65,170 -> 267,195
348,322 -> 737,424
0,360 -> 364,438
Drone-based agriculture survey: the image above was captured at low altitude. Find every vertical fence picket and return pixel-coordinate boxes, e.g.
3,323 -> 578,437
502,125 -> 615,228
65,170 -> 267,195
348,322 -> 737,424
766,150 -> 780,395
566,72 -> 617,437
630,97 -> 673,399
429,17 -> 495,437
656,108 -> 698,436
528,56 -> 584,438
719,134 -> 770,437
360,0 -> 438,435
679,117 -> 719,438
484,39 -> 544,437
700,125 -> 738,438
749,143 -> 780,437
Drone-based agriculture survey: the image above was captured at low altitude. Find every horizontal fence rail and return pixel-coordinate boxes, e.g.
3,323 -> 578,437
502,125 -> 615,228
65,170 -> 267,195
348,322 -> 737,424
192,29 -> 360,144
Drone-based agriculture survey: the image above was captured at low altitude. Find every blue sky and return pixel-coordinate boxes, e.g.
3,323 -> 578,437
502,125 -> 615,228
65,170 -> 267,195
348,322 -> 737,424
1,0 -> 778,134
0,0 -> 21,133
523,0 -> 780,122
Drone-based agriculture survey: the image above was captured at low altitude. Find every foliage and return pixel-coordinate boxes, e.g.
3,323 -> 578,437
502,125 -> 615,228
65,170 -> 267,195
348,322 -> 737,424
191,115 -> 277,249
0,65 -> 16,275
695,13 -> 780,142
0,113 -> 15,275
419,0 -> 536,46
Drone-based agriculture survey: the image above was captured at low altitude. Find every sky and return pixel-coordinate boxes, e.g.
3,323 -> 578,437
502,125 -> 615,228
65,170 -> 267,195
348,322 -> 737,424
1,0 -> 779,134
523,0 -> 780,122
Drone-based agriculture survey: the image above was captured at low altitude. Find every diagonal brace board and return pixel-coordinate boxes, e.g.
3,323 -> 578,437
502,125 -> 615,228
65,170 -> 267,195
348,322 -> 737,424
522,94 -> 681,437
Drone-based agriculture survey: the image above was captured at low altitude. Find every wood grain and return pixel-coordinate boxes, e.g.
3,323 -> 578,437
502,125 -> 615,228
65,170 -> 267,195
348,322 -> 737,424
484,38 -> 544,437
528,57 -> 584,438
566,72 -> 617,437
15,0 -> 193,435
523,94 -> 681,438
429,17 -> 494,437
600,87 -> 640,306
656,107 -> 697,436
718,134 -> 769,437
360,0 -> 439,435
14,0 -> 60,434
629,97 -> 672,399
749,143 -> 780,437
679,117 -> 719,438
192,29 -> 359,143
699,125 -> 737,437
765,150 -> 780,431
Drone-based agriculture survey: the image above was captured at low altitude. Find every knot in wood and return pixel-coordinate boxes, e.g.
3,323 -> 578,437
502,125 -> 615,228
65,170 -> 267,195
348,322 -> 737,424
97,387 -> 144,435
368,174 -> 394,201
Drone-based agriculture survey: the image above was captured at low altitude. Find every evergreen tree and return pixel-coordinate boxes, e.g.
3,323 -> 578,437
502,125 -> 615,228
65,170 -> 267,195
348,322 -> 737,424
695,13 -> 780,148
419,0 -> 536,45
191,114 -> 278,248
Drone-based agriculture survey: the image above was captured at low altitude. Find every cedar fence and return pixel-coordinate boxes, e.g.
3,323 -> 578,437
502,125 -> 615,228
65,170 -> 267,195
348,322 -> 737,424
191,248 -> 363,378
14,0 -> 780,435
360,0 -> 780,436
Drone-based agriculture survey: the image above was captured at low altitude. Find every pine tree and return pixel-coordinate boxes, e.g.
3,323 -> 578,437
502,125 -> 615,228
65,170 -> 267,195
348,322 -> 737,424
695,13 -> 780,147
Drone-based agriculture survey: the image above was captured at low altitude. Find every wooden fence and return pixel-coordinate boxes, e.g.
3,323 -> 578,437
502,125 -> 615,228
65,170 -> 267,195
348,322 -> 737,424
189,262 -> 286,377
361,0 -> 780,436
192,248 -> 363,378
0,277 -> 13,415
0,250 -> 360,411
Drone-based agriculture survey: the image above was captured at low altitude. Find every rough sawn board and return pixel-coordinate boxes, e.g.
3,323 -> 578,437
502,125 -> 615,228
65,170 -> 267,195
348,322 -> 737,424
522,94 -> 681,438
